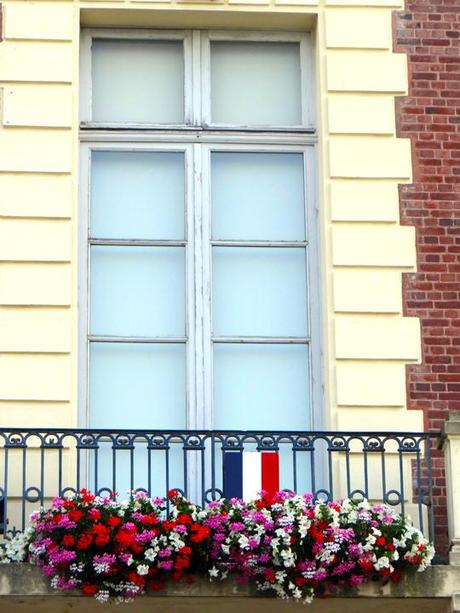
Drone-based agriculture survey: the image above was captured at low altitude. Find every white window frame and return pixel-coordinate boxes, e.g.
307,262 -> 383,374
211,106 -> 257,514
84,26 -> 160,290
79,27 -> 323,434
79,28 -> 315,131
200,30 -> 315,131
79,141 -> 197,429
79,29 -> 194,128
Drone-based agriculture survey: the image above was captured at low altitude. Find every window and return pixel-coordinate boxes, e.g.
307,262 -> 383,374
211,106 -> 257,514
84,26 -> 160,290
80,29 -> 321,441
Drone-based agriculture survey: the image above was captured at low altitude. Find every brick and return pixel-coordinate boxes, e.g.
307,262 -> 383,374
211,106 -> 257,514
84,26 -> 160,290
325,10 -> 392,49
0,41 -> 73,82
0,307 -> 71,353
0,355 -> 71,401
0,219 -> 72,262
332,224 -> 416,268
326,52 -> 408,93
3,3 -> 74,40
2,85 -> 73,127
328,95 -> 395,135
0,130 -> 72,172
329,137 -> 412,179
396,0 -> 460,556
335,316 -> 421,360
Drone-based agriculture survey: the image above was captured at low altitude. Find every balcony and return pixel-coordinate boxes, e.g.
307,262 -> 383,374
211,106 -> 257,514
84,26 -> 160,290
0,428 -> 440,543
2,424 -> 460,612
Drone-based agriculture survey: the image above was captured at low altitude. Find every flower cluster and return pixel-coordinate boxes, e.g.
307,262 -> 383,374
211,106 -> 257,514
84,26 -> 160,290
0,490 -> 434,604
11,489 -> 208,603
204,492 -> 435,602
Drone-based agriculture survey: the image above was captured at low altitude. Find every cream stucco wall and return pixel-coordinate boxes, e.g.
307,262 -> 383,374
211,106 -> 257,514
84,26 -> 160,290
0,0 -> 423,435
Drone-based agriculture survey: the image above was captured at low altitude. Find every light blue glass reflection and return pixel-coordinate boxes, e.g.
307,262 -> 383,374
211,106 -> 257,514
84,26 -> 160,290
212,153 -> 305,241
213,247 -> 308,337
89,342 -> 186,429
91,151 -> 185,240
211,42 -> 302,126
213,344 -> 310,430
90,442 -> 184,502
90,246 -> 185,337
92,40 -> 184,124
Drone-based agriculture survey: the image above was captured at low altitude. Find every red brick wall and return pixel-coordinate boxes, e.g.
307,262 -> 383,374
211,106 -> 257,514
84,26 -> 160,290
394,0 -> 460,557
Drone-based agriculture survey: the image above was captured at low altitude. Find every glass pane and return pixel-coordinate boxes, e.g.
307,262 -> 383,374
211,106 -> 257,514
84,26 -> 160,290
212,152 -> 305,241
213,247 -> 308,337
92,39 -> 184,124
91,151 -> 185,240
213,344 -> 310,429
90,246 -> 185,337
211,41 -> 302,126
89,343 -> 186,429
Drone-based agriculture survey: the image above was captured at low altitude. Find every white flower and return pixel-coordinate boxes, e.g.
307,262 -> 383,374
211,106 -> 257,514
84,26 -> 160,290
208,567 -> 220,578
144,548 -> 157,562
50,576 -> 60,589
280,550 -> 295,568
374,556 -> 391,571
298,517 -> 311,538
137,564 -> 149,576
275,570 -> 286,582
238,535 -> 249,550
95,590 -> 110,603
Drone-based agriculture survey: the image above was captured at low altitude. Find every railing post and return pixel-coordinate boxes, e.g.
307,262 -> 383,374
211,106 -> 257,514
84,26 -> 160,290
443,412 -> 460,565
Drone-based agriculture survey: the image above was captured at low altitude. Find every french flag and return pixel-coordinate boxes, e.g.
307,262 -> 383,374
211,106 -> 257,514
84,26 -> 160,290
223,451 -> 279,501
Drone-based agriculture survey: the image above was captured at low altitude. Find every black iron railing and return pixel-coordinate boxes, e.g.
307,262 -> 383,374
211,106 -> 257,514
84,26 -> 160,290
0,428 -> 440,543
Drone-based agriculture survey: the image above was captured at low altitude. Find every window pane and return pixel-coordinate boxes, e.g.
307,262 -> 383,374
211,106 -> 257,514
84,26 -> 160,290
90,246 -> 185,337
92,39 -> 184,124
211,41 -> 302,126
91,151 -> 185,240
89,343 -> 186,429
212,152 -> 305,241
213,247 -> 308,337
213,344 -> 310,429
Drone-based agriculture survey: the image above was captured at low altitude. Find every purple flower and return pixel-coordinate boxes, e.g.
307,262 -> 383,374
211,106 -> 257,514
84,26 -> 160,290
57,577 -> 78,590
204,517 -> 223,529
93,553 -> 116,565
51,497 -> 65,509
382,514 -> 394,525
135,530 -> 156,543
348,544 -> 362,558
48,548 -> 77,566
229,522 -> 245,532
43,565 -> 55,577
349,574 -> 365,587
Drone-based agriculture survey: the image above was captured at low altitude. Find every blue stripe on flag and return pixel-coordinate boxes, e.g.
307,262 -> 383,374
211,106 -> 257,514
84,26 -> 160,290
223,451 -> 243,499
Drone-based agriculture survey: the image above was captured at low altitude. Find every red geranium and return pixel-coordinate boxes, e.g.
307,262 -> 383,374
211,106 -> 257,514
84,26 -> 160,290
77,533 -> 93,550
82,583 -> 98,596
68,509 -> 84,523
62,534 -> 75,547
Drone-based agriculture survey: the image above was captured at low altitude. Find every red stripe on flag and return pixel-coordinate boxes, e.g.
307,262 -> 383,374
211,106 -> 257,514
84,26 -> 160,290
261,452 -> 279,498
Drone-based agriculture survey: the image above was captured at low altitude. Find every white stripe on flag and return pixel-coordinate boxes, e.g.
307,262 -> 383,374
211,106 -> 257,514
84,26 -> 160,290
242,451 -> 261,502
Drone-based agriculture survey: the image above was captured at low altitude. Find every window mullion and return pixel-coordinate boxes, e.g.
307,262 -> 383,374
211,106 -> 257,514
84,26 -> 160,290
191,30 -> 202,127
190,143 -> 205,430
199,144 -> 213,429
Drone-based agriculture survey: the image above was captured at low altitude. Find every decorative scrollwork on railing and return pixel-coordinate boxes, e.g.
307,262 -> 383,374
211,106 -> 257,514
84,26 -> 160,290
0,428 -> 440,544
